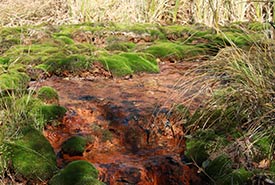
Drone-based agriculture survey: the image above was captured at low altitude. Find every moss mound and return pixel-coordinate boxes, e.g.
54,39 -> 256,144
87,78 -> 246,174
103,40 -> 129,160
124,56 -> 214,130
0,69 -> 30,92
61,136 -> 87,156
3,41 -> 94,75
49,160 -> 103,185
105,42 -> 136,52
37,86 -> 59,104
0,23 -> 265,79
35,54 -> 92,75
2,127 -> 57,181
98,52 -> 159,76
143,42 -> 208,60
0,27 -> 27,54
31,104 -> 67,125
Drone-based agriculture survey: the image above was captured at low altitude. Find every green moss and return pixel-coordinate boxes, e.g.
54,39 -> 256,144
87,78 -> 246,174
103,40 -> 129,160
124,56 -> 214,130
37,86 -> 59,104
36,54 -> 92,75
161,25 -> 187,35
254,136 -> 272,160
217,168 -> 252,185
205,155 -> 233,180
143,42 -> 182,58
160,25 -> 198,40
49,160 -> 103,185
3,44 -> 60,64
143,42 -> 208,59
0,70 -> 30,91
119,53 -> 159,72
203,31 -> 261,47
3,41 -> 94,75
0,27 -> 27,53
223,32 -> 252,46
185,140 -> 209,165
53,35 -> 75,45
0,162 -> 3,175
270,161 -> 275,173
61,136 -> 87,156
0,57 -> 10,65
105,42 -> 136,52
192,129 -> 217,140
98,52 -> 159,76
114,23 -> 165,39
185,129 -> 229,166
98,54 -> 132,76
2,127 -> 57,181
31,104 -> 67,126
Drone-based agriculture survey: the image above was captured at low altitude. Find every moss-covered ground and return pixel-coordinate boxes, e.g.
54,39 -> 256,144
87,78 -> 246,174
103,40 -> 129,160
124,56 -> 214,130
0,22 -> 264,78
61,136 -> 87,156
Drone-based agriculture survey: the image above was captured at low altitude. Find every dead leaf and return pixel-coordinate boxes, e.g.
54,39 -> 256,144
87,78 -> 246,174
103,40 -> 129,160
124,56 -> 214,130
258,159 -> 270,169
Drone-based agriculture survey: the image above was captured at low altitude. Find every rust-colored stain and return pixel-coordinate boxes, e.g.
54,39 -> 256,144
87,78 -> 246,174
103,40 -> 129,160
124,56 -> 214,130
37,60 -> 204,184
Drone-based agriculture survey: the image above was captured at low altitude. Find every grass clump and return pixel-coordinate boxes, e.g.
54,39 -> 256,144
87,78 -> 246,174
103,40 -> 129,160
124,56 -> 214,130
10,95 -> 66,128
31,104 -> 67,126
247,22 -> 270,31
204,155 -> 233,180
49,160 -> 103,185
186,46 -> 275,133
205,155 -> 252,185
53,35 -> 75,45
2,127 -> 57,181
181,42 -> 275,184
61,136 -> 87,156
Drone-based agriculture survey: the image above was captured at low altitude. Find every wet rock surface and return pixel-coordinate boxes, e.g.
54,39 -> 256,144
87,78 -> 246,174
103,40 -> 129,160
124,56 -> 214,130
33,59 -> 204,184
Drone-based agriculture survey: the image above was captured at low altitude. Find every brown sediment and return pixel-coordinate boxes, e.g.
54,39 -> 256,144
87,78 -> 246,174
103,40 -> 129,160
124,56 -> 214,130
37,59 -> 204,184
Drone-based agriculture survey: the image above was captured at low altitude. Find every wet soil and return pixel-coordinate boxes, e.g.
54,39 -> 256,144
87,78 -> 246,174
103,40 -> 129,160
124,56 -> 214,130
32,59 -> 204,185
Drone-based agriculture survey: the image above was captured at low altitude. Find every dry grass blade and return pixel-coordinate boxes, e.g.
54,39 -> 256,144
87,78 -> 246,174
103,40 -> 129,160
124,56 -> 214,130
0,0 -> 274,26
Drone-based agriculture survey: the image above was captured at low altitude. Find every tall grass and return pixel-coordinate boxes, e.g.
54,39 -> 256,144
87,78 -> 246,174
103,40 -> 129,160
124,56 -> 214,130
177,33 -> 275,182
0,90 -> 33,181
0,0 -> 274,26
